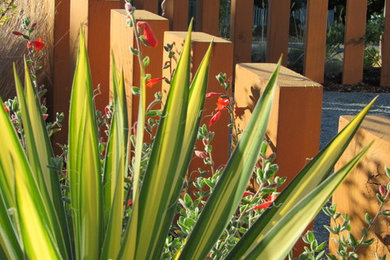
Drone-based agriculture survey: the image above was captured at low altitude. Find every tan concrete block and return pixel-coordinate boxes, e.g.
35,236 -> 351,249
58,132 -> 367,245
330,115 -> 390,259
110,10 -> 169,130
234,63 -> 323,186
162,31 -> 233,173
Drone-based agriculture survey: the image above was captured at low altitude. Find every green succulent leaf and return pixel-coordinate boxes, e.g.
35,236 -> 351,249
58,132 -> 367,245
179,58 -> 282,260
227,96 -> 377,259
0,99 -> 61,259
67,29 -> 102,259
119,20 -> 194,260
245,144 -> 371,259
13,61 -> 71,259
100,56 -> 128,260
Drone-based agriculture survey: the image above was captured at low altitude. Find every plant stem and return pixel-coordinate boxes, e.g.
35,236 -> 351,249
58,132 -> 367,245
130,13 -> 146,202
354,188 -> 390,253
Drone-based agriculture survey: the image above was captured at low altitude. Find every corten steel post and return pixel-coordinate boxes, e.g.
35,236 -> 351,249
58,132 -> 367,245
234,63 -> 323,188
266,0 -> 290,65
230,0 -> 253,65
162,0 -> 189,30
52,0 -> 71,152
133,0 -> 158,13
304,0 -> 328,83
342,0 -> 367,84
51,0 -> 120,149
331,115 -> 390,258
381,0 -> 390,87
69,0 -> 121,112
234,63 -> 323,255
195,0 -> 220,36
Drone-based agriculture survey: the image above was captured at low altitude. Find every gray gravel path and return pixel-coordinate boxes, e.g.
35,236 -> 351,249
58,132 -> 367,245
313,91 -> 390,247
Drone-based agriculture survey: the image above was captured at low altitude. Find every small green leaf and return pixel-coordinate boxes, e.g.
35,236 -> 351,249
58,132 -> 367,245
143,56 -> 150,67
129,47 -> 139,55
132,86 -> 140,95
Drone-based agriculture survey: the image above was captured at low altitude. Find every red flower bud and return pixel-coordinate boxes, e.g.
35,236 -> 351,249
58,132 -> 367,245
12,31 -> 23,36
380,185 -> 387,196
205,92 -> 223,98
251,194 -> 277,210
127,200 -> 133,206
42,114 -> 48,120
209,110 -> 222,127
137,21 -> 158,48
195,150 -> 208,160
146,77 -> 164,88
125,2 -> 133,13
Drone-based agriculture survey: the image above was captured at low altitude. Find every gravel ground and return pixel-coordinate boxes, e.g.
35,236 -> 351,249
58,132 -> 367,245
313,91 -> 390,248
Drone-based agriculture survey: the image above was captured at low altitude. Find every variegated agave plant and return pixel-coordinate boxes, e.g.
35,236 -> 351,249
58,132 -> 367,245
0,22 -> 375,260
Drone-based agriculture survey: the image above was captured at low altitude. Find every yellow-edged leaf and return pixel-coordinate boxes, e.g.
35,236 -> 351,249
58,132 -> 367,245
67,29 -> 102,259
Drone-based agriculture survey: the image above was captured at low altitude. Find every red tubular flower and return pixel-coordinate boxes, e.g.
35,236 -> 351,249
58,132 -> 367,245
205,92 -> 223,98
209,110 -> 222,127
137,21 -> 158,48
127,200 -> 133,206
146,77 -> 164,88
252,194 -> 277,210
216,97 -> 229,111
27,38 -> 45,52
